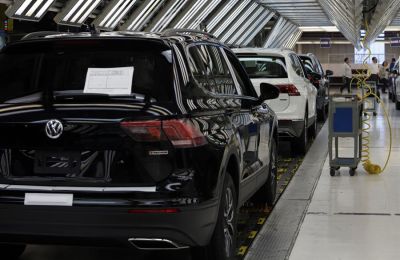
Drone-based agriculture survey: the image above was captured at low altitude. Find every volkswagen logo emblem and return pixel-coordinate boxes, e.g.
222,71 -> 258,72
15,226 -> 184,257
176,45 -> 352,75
45,119 -> 63,139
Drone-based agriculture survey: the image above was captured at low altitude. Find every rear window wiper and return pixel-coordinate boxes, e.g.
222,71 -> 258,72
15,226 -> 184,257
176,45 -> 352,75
53,92 -> 157,103
53,92 -> 138,101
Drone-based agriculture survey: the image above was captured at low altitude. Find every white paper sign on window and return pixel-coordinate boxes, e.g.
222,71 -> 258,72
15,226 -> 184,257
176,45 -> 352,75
84,67 -> 134,95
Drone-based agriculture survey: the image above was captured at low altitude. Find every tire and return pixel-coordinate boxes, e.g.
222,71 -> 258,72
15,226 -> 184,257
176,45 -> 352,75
317,93 -> 327,122
317,107 -> 327,122
192,174 -> 237,260
292,110 -> 308,155
0,244 -> 26,259
396,101 -> 400,110
308,106 -> 317,139
251,139 -> 277,207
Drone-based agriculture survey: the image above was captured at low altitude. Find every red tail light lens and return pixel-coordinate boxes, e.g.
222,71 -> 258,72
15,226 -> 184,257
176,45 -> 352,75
276,84 -> 300,96
121,121 -> 163,142
121,119 -> 207,148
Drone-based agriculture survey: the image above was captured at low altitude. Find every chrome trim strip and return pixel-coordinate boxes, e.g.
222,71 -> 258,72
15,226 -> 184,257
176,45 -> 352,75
3,185 -> 156,193
128,238 -> 189,250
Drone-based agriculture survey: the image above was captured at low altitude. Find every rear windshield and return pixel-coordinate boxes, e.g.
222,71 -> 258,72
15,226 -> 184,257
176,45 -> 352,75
0,39 -> 174,103
238,55 -> 288,78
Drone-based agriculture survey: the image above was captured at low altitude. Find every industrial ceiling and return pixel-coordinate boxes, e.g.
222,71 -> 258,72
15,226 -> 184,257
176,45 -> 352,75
1,0 -> 400,48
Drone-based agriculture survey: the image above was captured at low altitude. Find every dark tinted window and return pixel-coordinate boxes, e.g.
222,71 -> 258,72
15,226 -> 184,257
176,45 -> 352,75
0,39 -> 173,103
0,53 -> 39,103
289,54 -> 305,77
300,56 -> 314,73
188,45 -> 210,90
188,44 -> 238,95
207,46 -> 237,95
226,50 -> 258,97
238,56 -> 288,79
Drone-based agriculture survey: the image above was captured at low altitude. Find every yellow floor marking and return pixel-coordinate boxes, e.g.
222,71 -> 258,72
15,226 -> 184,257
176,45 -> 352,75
237,246 -> 248,256
248,231 -> 258,239
257,217 -> 266,225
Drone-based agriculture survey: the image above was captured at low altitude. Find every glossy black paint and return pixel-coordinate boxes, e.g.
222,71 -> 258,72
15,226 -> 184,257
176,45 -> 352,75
299,54 -> 330,115
0,31 -> 278,248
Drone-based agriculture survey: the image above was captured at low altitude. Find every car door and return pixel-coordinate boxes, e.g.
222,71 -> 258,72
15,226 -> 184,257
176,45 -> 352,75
223,48 -> 273,202
289,54 -> 317,120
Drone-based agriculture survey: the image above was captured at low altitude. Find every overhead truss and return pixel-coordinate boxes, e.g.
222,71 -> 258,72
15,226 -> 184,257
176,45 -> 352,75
4,0 -> 307,48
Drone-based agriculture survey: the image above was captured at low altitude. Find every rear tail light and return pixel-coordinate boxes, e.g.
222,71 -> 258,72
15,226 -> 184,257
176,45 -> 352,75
276,84 -> 300,96
121,119 -> 207,148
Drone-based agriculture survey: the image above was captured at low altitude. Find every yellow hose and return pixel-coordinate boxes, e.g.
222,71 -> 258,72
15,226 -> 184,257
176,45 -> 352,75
351,21 -> 393,174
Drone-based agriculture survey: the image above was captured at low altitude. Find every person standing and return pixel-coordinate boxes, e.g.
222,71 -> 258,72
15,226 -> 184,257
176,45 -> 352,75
368,57 -> 381,100
379,61 -> 389,93
369,57 -> 380,83
341,57 -> 353,94
390,58 -> 396,72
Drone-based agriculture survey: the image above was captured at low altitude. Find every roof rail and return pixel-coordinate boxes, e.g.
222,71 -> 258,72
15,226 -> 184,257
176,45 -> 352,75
21,31 -> 70,40
161,29 -> 216,39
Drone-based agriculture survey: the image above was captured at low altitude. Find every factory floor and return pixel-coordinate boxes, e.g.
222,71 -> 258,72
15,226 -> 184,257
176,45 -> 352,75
289,93 -> 400,259
247,93 -> 400,260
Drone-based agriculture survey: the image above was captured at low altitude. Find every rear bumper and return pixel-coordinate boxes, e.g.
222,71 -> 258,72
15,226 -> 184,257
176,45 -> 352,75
0,199 -> 219,248
278,119 -> 304,138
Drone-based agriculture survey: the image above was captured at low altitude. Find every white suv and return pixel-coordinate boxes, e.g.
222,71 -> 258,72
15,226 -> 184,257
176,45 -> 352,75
234,48 -> 318,154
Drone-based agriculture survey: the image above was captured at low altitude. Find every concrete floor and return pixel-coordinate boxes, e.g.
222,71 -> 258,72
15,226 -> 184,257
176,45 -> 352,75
290,93 -> 400,260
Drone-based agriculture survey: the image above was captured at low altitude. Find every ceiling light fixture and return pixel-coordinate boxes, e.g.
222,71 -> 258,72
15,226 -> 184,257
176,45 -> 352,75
5,0 -> 56,21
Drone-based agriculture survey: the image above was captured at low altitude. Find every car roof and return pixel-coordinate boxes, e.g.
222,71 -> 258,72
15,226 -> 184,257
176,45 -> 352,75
14,30 -> 223,47
233,48 -> 295,55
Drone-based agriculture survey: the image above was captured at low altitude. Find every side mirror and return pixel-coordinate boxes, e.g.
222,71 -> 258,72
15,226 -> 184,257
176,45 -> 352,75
326,70 -> 334,77
258,83 -> 280,103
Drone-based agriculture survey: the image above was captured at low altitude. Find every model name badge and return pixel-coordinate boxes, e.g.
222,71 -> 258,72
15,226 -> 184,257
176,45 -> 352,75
149,151 -> 169,156
24,193 -> 73,207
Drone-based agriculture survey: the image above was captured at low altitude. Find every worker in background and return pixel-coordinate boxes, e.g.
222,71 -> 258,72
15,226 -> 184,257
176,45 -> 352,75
368,57 -> 381,100
379,61 -> 389,94
390,57 -> 396,72
341,57 -> 352,94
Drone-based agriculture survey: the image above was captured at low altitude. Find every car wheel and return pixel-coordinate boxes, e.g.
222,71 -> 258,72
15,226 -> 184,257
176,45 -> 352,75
309,107 -> 317,139
0,244 -> 26,259
317,94 -> 327,122
317,107 -> 327,122
192,174 -> 237,260
251,139 -> 277,207
292,110 -> 308,155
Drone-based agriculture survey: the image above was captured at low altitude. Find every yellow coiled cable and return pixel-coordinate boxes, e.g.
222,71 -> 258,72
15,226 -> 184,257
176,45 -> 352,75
350,21 -> 393,174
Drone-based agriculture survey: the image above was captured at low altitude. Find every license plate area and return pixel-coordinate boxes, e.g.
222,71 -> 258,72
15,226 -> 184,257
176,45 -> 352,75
34,151 -> 81,176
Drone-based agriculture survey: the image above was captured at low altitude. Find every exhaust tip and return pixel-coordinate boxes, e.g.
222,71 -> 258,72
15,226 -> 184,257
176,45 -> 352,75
128,238 -> 188,250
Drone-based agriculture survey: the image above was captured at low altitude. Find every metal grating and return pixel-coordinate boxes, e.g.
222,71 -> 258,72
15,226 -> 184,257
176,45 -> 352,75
365,0 -> 400,44
317,0 -> 363,49
258,0 -> 332,26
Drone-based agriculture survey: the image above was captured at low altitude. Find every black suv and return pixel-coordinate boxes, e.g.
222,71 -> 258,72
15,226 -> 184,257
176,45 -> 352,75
0,30 -> 279,260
